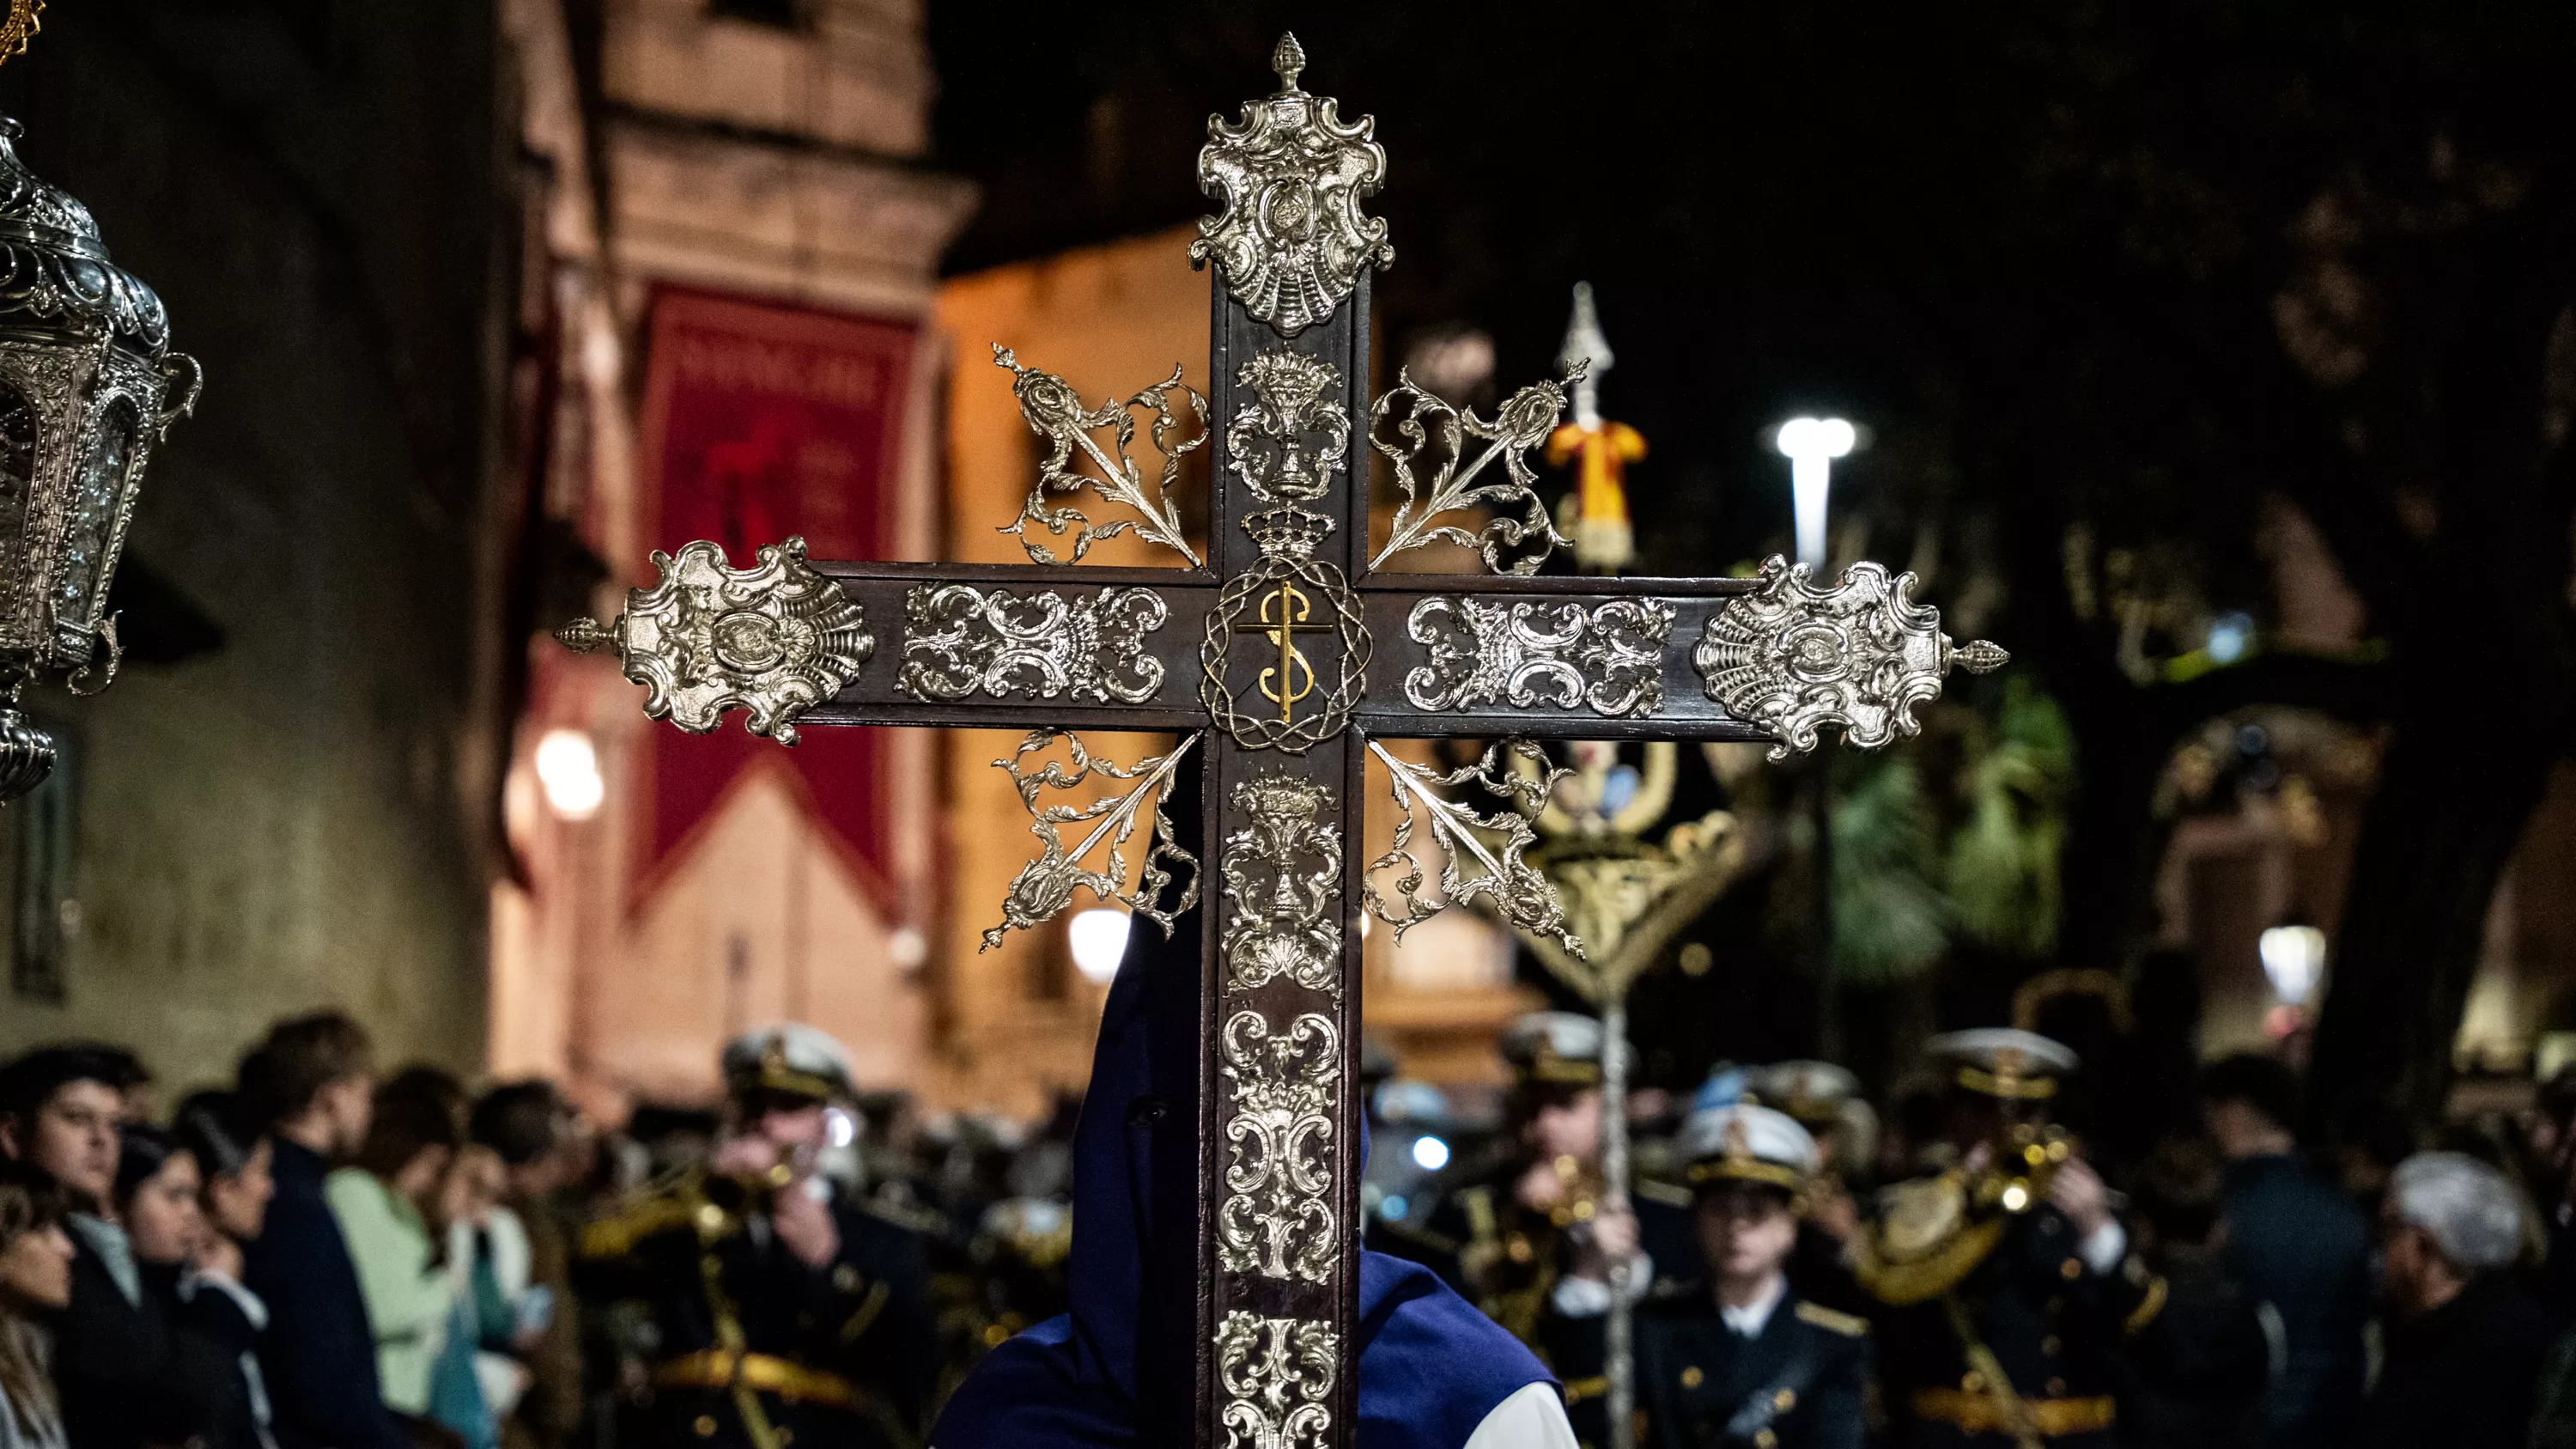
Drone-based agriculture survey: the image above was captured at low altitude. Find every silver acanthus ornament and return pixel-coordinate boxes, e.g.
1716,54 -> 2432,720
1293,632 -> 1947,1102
0,107 -> 204,801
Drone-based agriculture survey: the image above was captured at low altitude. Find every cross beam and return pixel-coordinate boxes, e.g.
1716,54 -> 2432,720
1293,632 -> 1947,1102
559,33 -> 2002,1449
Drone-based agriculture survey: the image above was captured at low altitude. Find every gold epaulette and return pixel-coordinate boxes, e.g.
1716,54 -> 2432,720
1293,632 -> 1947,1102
1794,1300 -> 1870,1337
578,1169 -> 713,1259
1633,1178 -> 1693,1209
1855,1216 -> 2003,1306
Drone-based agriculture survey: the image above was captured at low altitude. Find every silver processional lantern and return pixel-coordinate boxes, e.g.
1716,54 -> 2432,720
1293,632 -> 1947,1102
0,107 -> 203,801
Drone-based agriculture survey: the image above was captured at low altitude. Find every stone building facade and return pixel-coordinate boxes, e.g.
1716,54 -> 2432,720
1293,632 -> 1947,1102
0,3 -> 506,1090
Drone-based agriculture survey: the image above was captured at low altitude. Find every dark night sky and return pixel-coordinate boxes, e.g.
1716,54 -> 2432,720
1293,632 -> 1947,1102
923,1 -> 1984,581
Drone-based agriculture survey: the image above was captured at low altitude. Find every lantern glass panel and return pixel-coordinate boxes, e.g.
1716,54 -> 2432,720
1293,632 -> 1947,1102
0,380 -> 33,573
54,397 -> 137,630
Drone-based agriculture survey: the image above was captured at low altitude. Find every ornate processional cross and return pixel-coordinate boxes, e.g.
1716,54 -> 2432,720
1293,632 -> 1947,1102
558,34 -> 2003,1449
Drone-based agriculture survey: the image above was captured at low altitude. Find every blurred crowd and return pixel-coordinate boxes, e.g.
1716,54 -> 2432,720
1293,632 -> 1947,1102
9,1006 -> 2576,1449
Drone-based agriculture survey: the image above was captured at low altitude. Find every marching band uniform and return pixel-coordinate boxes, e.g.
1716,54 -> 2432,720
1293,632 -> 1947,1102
1852,1031 -> 2162,1449
1635,1104 -> 1871,1449
1388,1014 -> 1696,1444
580,1026 -> 935,1449
1744,1062 -> 1872,1321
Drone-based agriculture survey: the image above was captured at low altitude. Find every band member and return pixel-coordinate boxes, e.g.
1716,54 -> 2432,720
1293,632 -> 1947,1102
1854,1030 -> 2161,1447
580,1025 -> 934,1449
1388,1012 -> 1696,1439
1745,1061 -> 1873,1317
1637,1103 -> 1871,1449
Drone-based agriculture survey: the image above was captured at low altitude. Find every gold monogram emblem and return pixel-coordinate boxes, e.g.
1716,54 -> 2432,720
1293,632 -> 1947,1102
1257,579 -> 1333,723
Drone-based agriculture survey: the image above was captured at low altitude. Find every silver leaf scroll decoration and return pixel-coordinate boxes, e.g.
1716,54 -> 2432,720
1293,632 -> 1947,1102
1693,556 -> 2008,761
992,346 -> 1206,568
898,584 -> 1170,704
1369,367 -> 1577,575
1216,1311 -> 1337,1449
1403,596 -> 1674,718
1364,739 -> 1583,957
1218,1009 -> 1338,1284
983,730 -> 1202,951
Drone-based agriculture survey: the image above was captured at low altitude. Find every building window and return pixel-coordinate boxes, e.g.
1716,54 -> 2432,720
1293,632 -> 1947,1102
11,724 -> 76,1004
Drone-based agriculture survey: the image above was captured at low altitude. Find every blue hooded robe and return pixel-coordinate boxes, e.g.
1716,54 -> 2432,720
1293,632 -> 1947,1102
932,758 -> 1555,1449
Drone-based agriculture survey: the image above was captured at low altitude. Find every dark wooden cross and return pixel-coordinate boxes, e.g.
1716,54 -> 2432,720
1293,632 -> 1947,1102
559,33 -> 2003,1449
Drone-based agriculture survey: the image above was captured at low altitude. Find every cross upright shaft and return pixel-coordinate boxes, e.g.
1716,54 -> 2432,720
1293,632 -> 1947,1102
559,33 -> 2002,1449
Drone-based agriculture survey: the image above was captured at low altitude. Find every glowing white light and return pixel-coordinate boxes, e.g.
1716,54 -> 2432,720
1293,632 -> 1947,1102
2000,1184 -> 2030,1212
1773,417 -> 1856,570
824,1107 -> 857,1148
2207,612 -> 2253,665
2260,924 -> 2327,1006
1410,1135 -> 1451,1172
1068,908 -> 1133,983
888,927 -> 928,970
533,729 -> 604,820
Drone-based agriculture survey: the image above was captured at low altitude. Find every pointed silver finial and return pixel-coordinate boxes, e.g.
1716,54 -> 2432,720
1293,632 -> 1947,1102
1273,32 -> 1306,91
1558,281 -> 1612,428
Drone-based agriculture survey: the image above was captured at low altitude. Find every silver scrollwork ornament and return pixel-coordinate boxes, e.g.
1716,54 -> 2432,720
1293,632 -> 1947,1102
898,584 -> 1170,704
1404,596 -> 1673,718
1695,557 -> 2008,760
556,537 -> 874,745
1218,1009 -> 1339,1284
1215,1312 -> 1337,1449
1193,33 -> 1392,338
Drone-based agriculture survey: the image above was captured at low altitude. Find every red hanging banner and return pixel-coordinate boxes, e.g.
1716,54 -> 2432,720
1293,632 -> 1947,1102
632,286 -> 915,900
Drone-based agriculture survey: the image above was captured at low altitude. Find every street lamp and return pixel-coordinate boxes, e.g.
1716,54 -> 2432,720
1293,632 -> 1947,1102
1774,416 -> 1855,571
0,113 -> 202,800
1068,906 -> 1133,983
2259,923 -> 2326,1007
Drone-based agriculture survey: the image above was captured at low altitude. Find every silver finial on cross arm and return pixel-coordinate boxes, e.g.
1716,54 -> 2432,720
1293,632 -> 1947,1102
1693,556 -> 2008,761
556,537 -> 875,746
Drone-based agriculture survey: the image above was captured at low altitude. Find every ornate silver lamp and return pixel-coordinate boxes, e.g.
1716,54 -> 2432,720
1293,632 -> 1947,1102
0,103 -> 202,800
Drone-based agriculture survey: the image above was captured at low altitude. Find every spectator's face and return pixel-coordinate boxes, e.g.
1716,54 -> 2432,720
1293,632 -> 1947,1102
12,1080 -> 120,1207
125,1150 -> 205,1266
441,1144 -> 507,1229
204,1137 -> 275,1242
1695,1183 -> 1799,1283
0,1221 -> 74,1312
321,1071 -> 375,1158
1525,1089 -> 1602,1164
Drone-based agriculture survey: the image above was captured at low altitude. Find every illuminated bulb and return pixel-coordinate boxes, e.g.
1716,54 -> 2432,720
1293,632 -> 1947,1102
2001,1183 -> 2031,1213
1068,908 -> 1133,983
1411,1135 -> 1452,1172
825,1107 -> 857,1148
533,728 -> 604,820
888,927 -> 928,970
1773,416 -> 1856,570
2260,924 -> 2327,1006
